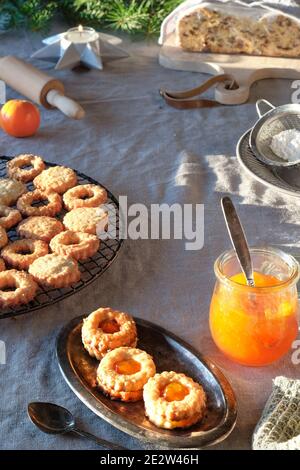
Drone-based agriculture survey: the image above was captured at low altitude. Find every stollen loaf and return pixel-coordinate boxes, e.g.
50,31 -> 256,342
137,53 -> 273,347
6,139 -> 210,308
176,2 -> 300,57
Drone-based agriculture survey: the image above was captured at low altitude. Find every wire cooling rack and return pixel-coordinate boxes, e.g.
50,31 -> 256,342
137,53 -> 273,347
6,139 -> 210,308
0,156 -> 123,320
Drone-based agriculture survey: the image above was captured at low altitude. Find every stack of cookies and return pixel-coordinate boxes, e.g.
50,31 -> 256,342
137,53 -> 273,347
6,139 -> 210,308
0,154 -> 108,309
82,307 -> 207,430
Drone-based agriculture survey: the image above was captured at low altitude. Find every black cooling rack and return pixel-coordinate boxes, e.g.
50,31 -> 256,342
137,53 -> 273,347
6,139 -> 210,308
0,156 -> 123,320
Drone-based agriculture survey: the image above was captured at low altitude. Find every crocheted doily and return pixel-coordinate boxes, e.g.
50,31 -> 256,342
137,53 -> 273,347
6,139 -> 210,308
253,376 -> 300,450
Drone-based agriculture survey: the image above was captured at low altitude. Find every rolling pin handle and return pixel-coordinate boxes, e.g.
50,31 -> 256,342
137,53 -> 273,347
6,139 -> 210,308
46,89 -> 85,120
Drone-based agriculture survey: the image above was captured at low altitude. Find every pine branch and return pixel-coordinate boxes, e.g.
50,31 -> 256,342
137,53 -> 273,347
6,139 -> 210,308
106,0 -> 149,33
0,0 -> 183,35
21,1 -> 57,31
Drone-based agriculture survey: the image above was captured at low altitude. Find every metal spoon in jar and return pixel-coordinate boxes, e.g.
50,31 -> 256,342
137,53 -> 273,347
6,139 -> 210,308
221,196 -> 255,287
28,402 -> 127,450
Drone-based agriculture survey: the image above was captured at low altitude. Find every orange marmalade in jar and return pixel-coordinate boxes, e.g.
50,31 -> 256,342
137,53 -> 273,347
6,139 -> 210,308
210,247 -> 299,366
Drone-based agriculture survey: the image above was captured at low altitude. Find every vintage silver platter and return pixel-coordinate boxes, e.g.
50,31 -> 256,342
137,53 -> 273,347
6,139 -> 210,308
56,315 -> 237,449
237,129 -> 300,198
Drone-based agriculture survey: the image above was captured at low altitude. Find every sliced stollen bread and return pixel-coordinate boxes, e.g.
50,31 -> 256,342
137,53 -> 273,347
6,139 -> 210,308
176,2 -> 300,58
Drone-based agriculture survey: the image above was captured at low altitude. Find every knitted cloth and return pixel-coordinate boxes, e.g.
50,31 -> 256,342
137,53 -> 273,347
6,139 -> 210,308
253,377 -> 300,450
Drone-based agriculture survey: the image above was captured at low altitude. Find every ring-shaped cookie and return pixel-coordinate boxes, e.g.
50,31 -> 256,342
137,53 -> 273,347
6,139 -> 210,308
0,226 -> 8,249
0,269 -> 38,308
143,371 -> 207,429
17,189 -> 62,217
97,347 -> 156,402
33,166 -> 77,194
0,205 -> 22,229
1,239 -> 49,270
28,253 -> 81,288
50,230 -> 100,261
17,216 -> 64,243
7,154 -> 46,183
63,184 -> 107,211
82,308 -> 137,360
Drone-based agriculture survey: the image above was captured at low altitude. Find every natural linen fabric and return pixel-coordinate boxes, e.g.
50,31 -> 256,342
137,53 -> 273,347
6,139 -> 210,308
0,0 -> 300,450
253,377 -> 300,450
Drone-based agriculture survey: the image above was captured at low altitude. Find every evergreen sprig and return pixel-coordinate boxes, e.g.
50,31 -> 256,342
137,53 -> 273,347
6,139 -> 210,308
0,0 -> 183,35
106,0 -> 149,33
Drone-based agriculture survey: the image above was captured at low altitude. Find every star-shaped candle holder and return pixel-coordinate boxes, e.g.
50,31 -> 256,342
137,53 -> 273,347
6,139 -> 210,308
31,26 -> 129,70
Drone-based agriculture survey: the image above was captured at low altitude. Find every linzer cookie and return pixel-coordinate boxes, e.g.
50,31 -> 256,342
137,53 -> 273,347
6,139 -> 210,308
82,308 -> 137,360
97,347 -> 156,402
143,371 -> 207,429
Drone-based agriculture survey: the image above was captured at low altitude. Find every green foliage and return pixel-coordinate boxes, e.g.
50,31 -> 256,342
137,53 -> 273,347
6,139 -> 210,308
145,0 -> 182,35
0,0 -> 182,35
0,0 -> 26,31
0,0 -> 58,31
21,1 -> 57,31
0,12 -> 11,32
63,0 -> 108,25
106,0 -> 149,33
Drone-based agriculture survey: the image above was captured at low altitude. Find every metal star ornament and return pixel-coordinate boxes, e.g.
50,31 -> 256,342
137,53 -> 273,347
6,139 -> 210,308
31,26 -> 129,71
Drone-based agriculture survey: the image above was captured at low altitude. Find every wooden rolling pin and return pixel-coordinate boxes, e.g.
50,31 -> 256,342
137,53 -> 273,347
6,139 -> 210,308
0,56 -> 85,119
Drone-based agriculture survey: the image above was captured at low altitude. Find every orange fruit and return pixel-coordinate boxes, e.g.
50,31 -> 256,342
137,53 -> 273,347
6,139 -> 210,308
0,100 -> 40,138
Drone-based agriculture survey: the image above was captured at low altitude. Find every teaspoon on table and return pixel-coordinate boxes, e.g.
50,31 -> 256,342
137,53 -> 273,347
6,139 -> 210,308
28,402 -> 127,450
221,196 -> 255,287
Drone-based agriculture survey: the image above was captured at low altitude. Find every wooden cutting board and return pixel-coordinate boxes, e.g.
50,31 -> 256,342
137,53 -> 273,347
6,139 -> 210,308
159,33 -> 300,105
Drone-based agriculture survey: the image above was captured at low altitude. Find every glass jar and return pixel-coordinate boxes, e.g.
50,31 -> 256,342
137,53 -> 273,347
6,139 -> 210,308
209,247 -> 299,366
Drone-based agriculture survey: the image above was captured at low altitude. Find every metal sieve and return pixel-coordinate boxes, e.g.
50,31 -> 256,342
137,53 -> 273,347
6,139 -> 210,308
249,99 -> 300,167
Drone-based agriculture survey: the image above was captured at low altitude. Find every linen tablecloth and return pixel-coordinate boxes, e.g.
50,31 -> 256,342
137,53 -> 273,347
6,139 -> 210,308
0,0 -> 300,450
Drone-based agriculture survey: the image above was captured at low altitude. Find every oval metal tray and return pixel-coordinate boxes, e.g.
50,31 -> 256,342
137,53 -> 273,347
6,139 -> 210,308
56,315 -> 237,449
0,156 -> 123,319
